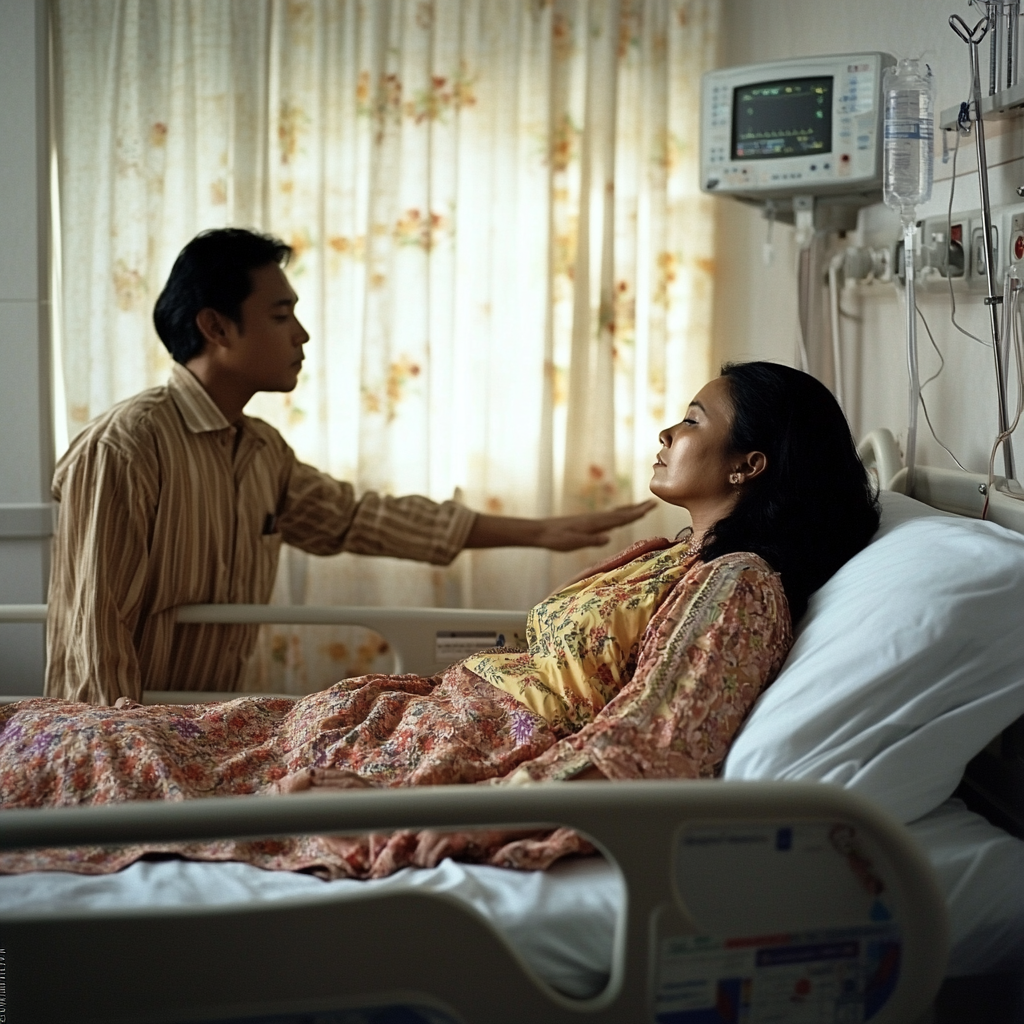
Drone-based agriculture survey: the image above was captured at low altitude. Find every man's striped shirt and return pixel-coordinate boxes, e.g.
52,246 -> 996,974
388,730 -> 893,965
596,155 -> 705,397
45,364 -> 476,704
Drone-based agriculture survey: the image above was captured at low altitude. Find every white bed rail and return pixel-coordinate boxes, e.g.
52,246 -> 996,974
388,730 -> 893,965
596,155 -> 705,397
888,463 -> 1024,533
857,427 -> 903,491
0,604 -> 46,622
0,779 -> 947,1024
853,427 -> 1024,533
0,602 -> 529,701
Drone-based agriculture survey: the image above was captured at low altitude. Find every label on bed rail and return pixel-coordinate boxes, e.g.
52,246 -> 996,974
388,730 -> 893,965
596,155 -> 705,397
675,822 -> 893,935
653,925 -> 900,1023
653,822 -> 901,1022
435,630 -> 503,663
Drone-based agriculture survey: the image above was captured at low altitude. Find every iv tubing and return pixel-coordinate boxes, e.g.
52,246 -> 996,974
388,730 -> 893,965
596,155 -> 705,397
1009,1 -> 1021,88
828,252 -> 846,411
796,246 -> 812,374
904,224 -> 920,496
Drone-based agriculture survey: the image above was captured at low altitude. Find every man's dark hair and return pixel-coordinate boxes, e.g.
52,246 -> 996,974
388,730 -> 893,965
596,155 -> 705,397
153,228 -> 293,364
699,361 -> 881,622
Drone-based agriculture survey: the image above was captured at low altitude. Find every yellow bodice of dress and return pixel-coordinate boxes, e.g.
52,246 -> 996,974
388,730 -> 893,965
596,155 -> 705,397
464,540 -> 697,731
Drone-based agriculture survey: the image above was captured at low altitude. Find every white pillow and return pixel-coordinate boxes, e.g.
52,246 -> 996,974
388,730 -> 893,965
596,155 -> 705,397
723,490 -> 1024,823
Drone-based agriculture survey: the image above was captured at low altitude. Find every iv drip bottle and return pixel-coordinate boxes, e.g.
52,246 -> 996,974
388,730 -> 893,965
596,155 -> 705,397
883,58 -> 935,222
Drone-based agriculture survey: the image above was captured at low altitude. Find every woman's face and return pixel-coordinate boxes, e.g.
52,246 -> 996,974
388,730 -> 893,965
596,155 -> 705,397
650,376 -> 742,526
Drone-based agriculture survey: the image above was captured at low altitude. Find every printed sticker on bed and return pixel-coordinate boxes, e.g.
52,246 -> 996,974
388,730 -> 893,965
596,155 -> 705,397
434,630 -> 504,664
653,930 -> 900,1023
652,822 -> 903,1022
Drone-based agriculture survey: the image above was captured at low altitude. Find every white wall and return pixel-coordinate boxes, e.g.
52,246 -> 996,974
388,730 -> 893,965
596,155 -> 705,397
712,0 -> 1024,475
0,0 -> 53,694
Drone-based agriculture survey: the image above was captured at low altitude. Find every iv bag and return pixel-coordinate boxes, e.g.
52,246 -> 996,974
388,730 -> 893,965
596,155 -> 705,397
883,58 -> 935,223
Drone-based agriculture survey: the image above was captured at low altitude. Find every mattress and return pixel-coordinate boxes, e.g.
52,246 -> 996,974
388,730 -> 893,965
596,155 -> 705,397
911,799 -> 1024,976
1,798 -> 1021,995
0,847 -> 623,999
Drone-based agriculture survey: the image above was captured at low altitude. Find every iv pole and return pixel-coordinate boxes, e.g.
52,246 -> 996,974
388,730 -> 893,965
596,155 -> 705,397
950,14 -> 1017,479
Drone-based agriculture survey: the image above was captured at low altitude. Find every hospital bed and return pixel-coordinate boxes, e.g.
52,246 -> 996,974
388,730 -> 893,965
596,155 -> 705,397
2,454 -> 1024,1024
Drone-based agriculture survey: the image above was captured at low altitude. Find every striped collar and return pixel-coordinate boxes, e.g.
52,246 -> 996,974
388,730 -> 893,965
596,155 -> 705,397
168,363 -> 232,434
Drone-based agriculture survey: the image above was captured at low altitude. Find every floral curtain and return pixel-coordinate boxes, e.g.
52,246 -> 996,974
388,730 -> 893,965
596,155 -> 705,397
52,0 -> 720,693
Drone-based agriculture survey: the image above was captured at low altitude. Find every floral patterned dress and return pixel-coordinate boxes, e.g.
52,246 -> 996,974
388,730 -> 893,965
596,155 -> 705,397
0,547 -> 792,879
465,539 -> 697,732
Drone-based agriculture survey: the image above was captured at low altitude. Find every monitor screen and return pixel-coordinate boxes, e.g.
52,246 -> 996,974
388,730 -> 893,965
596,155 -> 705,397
732,76 -> 833,160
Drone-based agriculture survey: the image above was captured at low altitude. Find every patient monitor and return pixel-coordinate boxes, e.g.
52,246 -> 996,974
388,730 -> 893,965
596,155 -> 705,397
701,52 -> 895,210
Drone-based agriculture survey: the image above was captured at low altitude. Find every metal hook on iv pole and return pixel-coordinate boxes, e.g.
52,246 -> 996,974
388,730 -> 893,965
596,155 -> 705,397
950,14 -> 989,48
950,13 -> 1017,479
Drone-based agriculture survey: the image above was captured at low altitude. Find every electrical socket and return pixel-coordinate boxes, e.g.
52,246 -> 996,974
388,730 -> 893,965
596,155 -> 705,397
853,202 -> 1024,291
970,220 -> 1000,289
961,203 -> 1024,289
918,215 -> 966,281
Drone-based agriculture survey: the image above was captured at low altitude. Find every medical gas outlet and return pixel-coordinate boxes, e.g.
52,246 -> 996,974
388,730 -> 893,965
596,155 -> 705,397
900,202 -> 1024,290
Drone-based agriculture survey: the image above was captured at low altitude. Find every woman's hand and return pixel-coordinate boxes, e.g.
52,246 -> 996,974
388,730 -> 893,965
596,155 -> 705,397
465,500 -> 657,552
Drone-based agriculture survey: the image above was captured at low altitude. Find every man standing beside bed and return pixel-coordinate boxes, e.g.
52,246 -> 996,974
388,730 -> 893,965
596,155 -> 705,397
45,228 -> 655,706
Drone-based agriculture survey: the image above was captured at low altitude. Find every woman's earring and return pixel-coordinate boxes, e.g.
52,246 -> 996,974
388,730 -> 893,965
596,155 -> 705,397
729,472 -> 742,484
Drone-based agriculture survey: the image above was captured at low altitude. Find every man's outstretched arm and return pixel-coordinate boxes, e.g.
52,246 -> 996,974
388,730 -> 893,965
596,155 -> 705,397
280,457 -> 657,561
463,500 -> 657,551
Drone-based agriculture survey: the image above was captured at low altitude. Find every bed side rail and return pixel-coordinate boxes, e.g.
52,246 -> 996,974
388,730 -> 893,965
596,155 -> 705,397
857,427 -> 903,491
887,463 -> 1024,533
0,603 -> 530,699
0,779 -> 947,1024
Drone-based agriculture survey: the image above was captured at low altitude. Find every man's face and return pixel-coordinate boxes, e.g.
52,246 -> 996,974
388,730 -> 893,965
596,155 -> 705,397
225,263 -> 309,392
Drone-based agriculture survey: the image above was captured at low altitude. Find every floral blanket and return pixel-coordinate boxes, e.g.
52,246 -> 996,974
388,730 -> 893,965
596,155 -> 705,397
0,552 -> 791,878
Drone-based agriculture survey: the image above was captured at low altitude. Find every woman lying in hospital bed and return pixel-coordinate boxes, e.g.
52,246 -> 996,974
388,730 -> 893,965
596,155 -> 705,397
0,361 -> 881,879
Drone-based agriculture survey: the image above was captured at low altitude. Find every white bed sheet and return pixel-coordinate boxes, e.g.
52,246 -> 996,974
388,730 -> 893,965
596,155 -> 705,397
909,799 -> 1024,977
0,851 -> 623,999
2,798 -> 1021,991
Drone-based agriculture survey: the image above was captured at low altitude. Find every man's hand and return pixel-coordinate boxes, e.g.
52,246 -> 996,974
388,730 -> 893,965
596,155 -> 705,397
465,499 -> 657,552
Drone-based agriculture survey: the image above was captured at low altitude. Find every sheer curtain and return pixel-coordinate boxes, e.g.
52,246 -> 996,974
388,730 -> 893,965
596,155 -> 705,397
52,0 -> 720,692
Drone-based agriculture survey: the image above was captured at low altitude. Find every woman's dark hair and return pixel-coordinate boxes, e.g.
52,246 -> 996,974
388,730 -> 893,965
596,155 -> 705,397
699,361 -> 880,622
153,228 -> 293,364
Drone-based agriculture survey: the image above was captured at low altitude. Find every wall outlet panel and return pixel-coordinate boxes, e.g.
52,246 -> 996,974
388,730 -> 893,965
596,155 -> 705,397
905,203 -> 1024,291
918,214 -> 966,282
